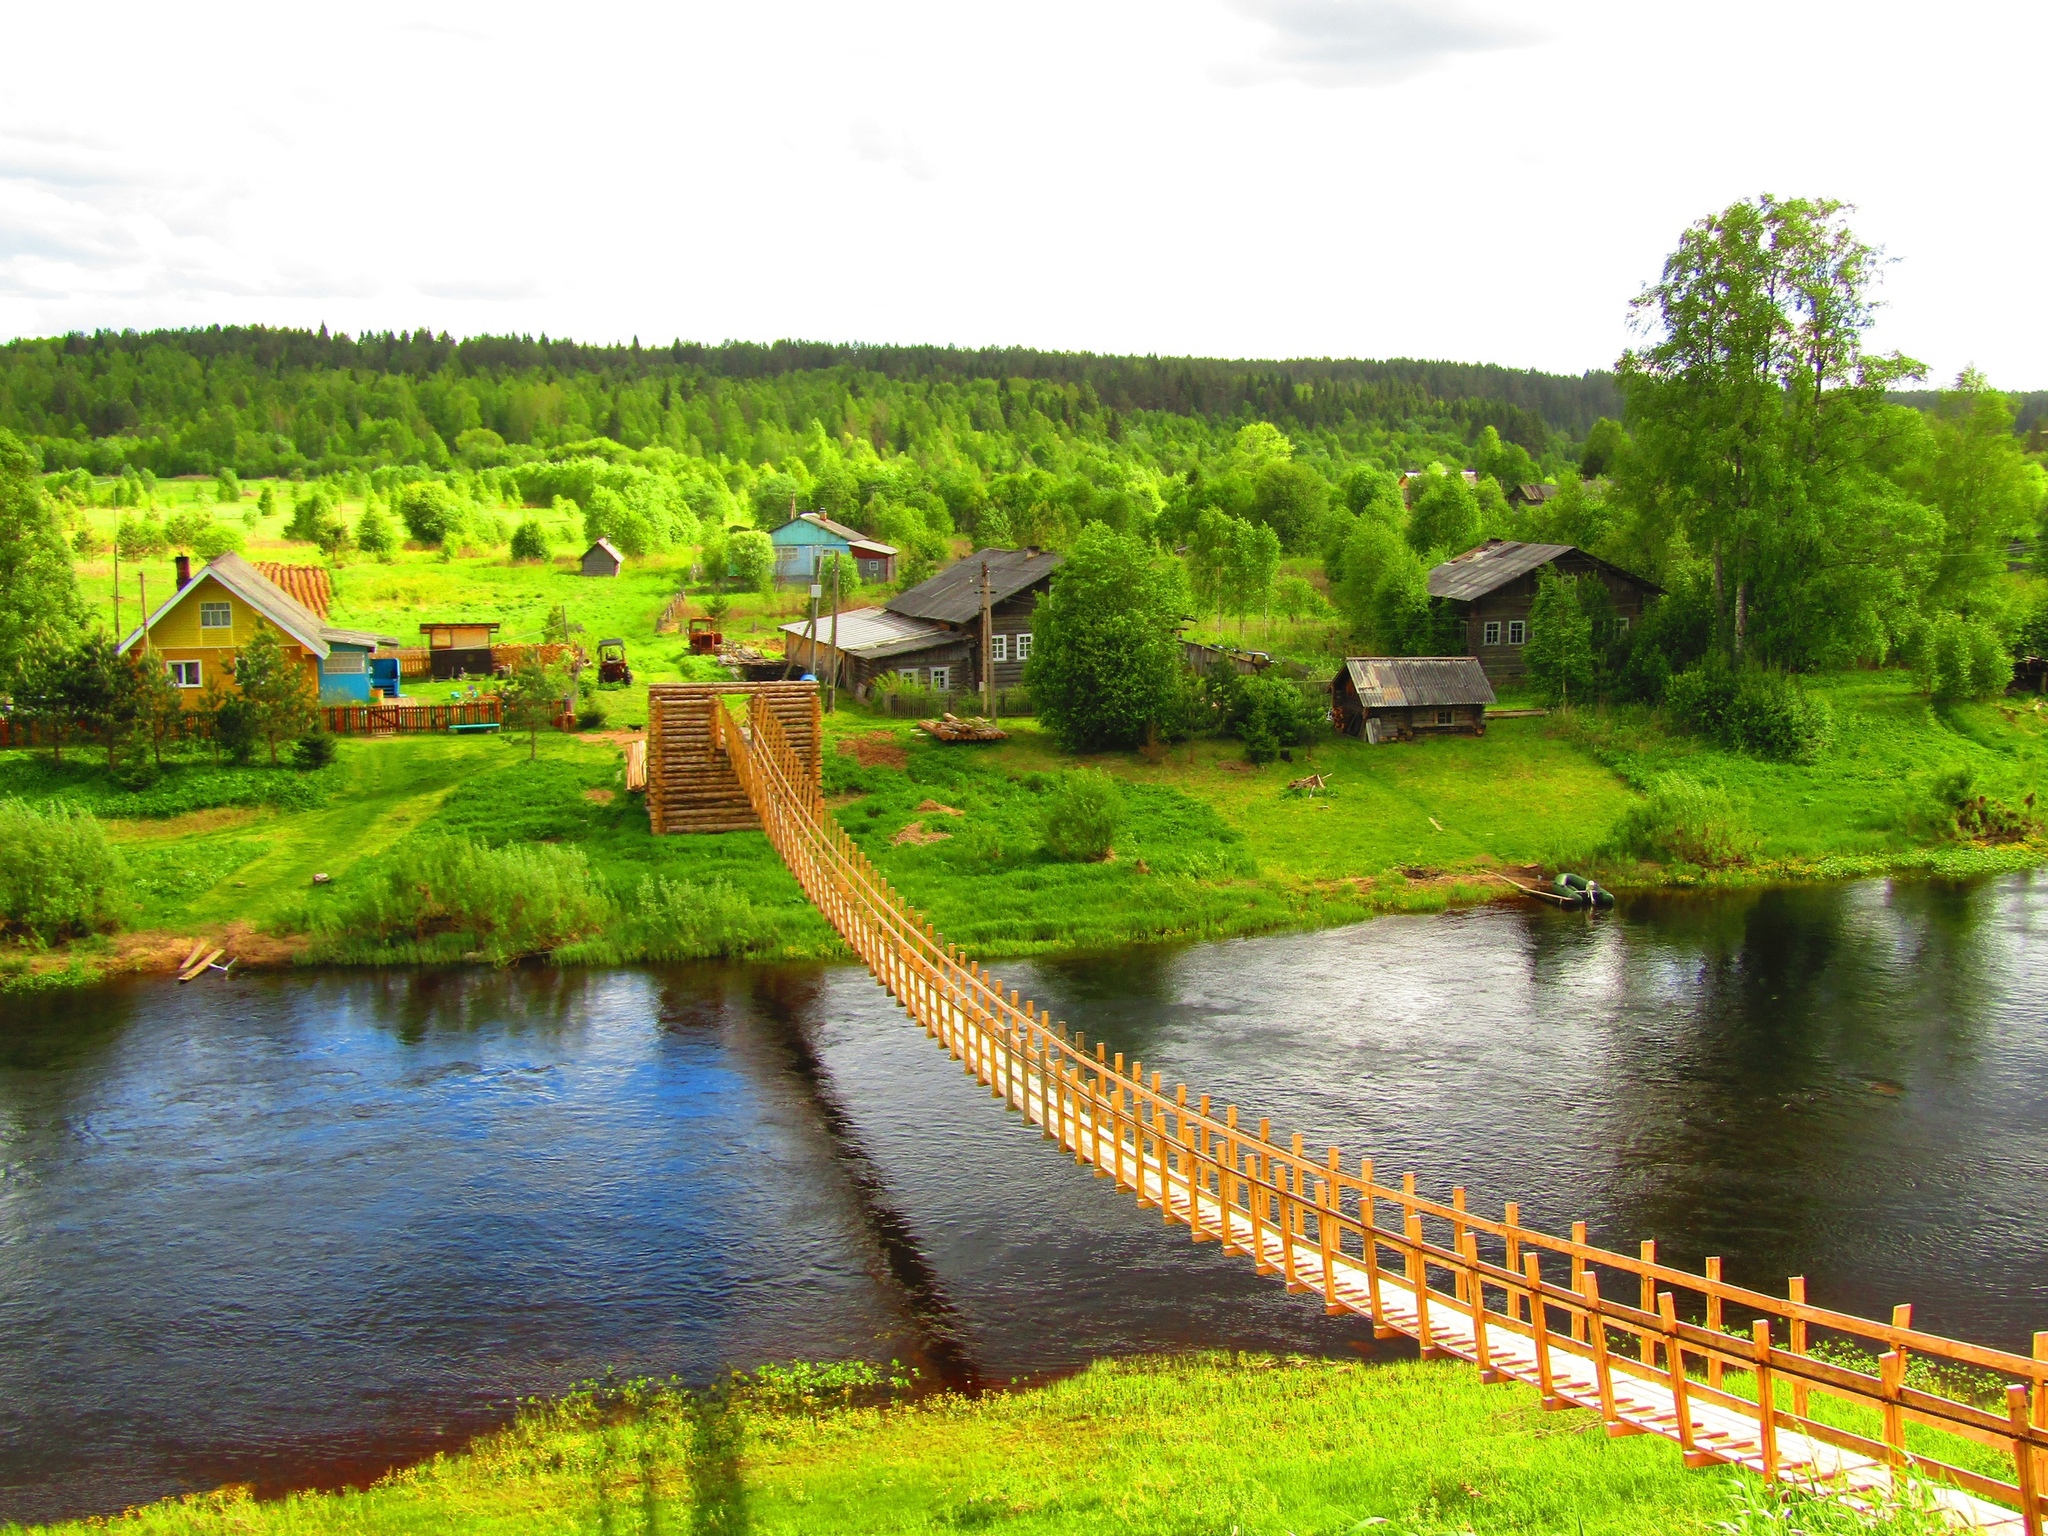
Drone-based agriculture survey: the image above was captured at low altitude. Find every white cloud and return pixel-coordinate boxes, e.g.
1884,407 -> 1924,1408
0,0 -> 2040,386
1217,0 -> 1538,88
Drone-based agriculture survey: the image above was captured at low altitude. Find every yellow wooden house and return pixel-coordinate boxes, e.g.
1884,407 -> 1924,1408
116,552 -> 398,707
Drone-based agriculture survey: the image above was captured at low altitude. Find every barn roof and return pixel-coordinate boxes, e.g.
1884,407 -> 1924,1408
769,513 -> 899,557
586,537 -> 624,562
1337,656 -> 1497,708
887,548 -> 1063,624
1427,541 -> 1576,601
780,606 -> 959,661
251,562 -> 332,618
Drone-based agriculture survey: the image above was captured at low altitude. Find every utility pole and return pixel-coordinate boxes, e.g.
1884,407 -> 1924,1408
113,548 -> 121,645
806,578 -> 822,680
827,556 -> 841,713
979,560 -> 993,717
139,571 -> 149,655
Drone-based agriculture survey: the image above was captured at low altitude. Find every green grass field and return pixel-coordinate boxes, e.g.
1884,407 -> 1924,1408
2,1355 -> 1825,1536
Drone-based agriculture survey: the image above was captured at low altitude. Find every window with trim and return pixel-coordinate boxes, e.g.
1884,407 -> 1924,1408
199,602 -> 232,630
929,666 -> 950,692
989,634 -> 1008,663
1616,615 -> 1630,632
899,667 -> 919,680
1014,632 -> 1032,660
1435,709 -> 1452,725
169,660 -> 201,688
1508,620 -> 1526,646
1483,621 -> 1501,646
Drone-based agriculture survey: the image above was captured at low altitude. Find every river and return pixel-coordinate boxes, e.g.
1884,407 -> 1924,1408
4,872 -> 2047,1523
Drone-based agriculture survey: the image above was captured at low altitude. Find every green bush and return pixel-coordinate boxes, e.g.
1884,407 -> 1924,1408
312,836 -> 612,960
1663,661 -> 1834,761
0,798 -> 125,943
509,517 -> 551,562
598,874 -> 798,961
290,733 -> 337,770
1041,769 -> 1124,862
1906,612 -> 2011,701
1229,673 -> 1318,763
1605,775 -> 1760,867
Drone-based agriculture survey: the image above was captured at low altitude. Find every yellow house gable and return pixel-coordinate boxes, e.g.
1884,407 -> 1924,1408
143,573 -> 268,650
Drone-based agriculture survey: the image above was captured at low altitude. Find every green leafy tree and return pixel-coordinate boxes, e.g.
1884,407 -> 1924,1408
1026,525 -> 1191,751
230,624 -> 318,765
1231,518 -> 1282,638
501,655 -> 564,761
727,529 -> 775,595
1249,459 -> 1328,553
0,429 -> 85,686
1523,570 -> 1597,705
355,502 -> 399,558
1620,196 -> 1927,668
1475,426 -> 1538,491
1898,371 -> 2047,611
1578,418 -> 1630,479
1336,516 -> 1438,654
127,649 -> 187,767
214,467 -> 242,504
1406,470 -> 1481,556
1188,508 -> 1239,632
394,481 -> 468,546
509,517 -> 551,562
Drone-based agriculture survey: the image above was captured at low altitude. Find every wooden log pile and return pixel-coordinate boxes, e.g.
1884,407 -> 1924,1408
645,681 -> 821,834
915,713 -> 1007,743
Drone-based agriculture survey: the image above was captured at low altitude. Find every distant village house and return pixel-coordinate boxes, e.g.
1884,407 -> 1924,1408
580,538 -> 625,577
115,552 -> 398,706
1427,540 -> 1661,684
1331,657 -> 1495,744
780,547 -> 1061,697
768,513 -> 898,587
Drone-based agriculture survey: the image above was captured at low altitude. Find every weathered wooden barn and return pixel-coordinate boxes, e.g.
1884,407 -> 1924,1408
580,537 -> 625,577
1427,540 -> 1661,684
1331,657 -> 1495,744
777,547 -> 1062,698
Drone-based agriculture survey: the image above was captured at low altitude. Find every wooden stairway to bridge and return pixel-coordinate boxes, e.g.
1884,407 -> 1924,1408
712,686 -> 2046,1534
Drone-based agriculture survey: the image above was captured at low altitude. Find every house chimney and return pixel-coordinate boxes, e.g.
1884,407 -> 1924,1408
175,554 -> 191,590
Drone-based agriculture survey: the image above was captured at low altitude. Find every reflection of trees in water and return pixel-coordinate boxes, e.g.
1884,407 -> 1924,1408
359,966 -> 596,1043
700,964 -> 981,1393
1017,942 -> 1191,1065
0,975 -> 139,1074
1577,880 -> 2005,1295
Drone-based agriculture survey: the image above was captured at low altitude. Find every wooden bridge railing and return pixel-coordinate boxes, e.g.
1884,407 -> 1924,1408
725,690 -> 2047,1534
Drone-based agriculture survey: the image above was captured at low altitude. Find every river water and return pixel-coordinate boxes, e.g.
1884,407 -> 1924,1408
4,872 -> 2048,1523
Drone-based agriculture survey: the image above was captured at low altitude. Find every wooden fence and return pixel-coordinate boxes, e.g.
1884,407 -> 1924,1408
655,592 -> 691,634
724,690 -> 2047,1535
873,687 -> 1034,720
322,699 -> 503,735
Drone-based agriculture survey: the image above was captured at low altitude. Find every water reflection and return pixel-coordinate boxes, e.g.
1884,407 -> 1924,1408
2,871 -> 2046,1523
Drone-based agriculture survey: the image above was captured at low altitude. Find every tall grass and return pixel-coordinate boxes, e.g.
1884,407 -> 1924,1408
558,874 -> 817,963
309,836 -> 612,963
0,798 -> 125,944
1605,775 -> 1762,868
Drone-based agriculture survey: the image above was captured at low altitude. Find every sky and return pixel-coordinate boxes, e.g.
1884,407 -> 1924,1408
0,0 -> 2039,386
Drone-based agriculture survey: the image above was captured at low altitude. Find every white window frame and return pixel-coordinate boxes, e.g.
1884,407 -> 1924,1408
1508,620 -> 1526,646
1014,631 -> 1032,660
1482,620 -> 1501,646
899,667 -> 920,681
168,660 -> 201,688
928,665 -> 950,692
1435,708 -> 1453,725
989,634 -> 1008,663
199,601 -> 232,630
1615,614 -> 1630,632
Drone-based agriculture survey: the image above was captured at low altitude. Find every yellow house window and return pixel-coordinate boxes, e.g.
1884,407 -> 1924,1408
169,660 -> 200,687
200,602 -> 232,629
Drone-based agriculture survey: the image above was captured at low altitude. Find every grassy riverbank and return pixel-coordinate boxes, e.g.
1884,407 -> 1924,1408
3,670 -> 2046,990
8,1354 -> 1808,1536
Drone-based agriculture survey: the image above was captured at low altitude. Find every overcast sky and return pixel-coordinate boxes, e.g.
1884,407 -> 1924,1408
1,0 -> 2038,386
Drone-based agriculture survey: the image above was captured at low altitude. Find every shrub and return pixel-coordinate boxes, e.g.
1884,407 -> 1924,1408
312,837 -> 611,960
1906,612 -> 2011,701
0,798 -> 125,943
509,517 -> 550,562
1041,769 -> 1124,862
1605,775 -> 1760,867
601,875 -> 795,961
394,481 -> 468,546
1230,673 -> 1317,763
290,733 -> 337,770
575,697 -> 608,730
1663,661 -> 1834,762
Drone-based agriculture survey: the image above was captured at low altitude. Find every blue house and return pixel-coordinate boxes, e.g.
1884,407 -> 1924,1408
767,513 -> 898,586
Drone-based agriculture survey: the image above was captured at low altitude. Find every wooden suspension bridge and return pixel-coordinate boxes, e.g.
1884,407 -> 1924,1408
652,682 -> 2048,1534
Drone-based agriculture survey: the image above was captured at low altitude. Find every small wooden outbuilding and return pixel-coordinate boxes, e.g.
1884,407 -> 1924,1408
580,538 -> 625,577
419,620 -> 501,680
1332,657 -> 1495,744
